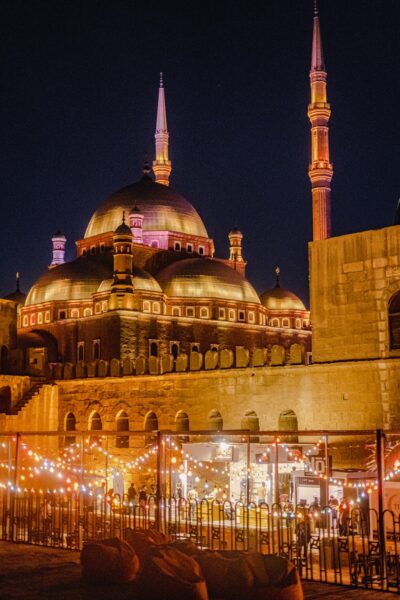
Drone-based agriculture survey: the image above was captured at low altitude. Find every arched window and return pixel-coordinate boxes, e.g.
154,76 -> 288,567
144,411 -> 158,445
171,343 -> 179,360
389,292 -> 400,349
208,409 -> 223,432
89,411 -> 102,444
175,411 -> 189,433
116,411 -> 129,448
0,346 -> 8,373
241,410 -> 260,433
150,341 -> 158,357
278,410 -> 298,443
65,412 -> 76,446
93,340 -> 100,360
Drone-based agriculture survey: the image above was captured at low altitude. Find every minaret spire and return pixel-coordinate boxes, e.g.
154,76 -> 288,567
152,72 -> 172,186
308,1 -> 333,241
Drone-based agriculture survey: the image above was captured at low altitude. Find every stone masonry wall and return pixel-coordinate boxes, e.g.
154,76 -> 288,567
54,358 -> 395,435
310,225 -> 400,362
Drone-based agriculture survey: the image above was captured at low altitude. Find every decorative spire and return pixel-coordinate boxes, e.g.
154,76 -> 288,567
308,2 -> 333,241
122,210 -> 126,224
311,1 -> 325,71
16,272 -> 20,292
275,265 -> 281,288
152,73 -> 172,186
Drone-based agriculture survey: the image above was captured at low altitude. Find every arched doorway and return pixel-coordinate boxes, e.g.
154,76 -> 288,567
278,410 -> 298,443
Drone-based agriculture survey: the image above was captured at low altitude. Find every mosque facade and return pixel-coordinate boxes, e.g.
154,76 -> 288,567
0,6 -> 400,446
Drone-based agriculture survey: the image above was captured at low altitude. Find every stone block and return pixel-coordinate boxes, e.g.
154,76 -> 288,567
76,361 -> 87,378
87,361 -> 98,378
271,345 -> 285,366
122,357 -> 133,376
190,351 -> 203,371
110,358 -> 121,377
251,348 -> 265,367
53,363 -> 63,379
219,348 -> 234,369
290,344 -> 303,365
63,362 -> 75,379
176,353 -> 188,372
98,360 -> 108,377
135,356 -> 146,375
204,350 -> 218,370
149,356 -> 159,375
235,346 -> 249,368
160,354 -> 173,374
343,261 -> 364,273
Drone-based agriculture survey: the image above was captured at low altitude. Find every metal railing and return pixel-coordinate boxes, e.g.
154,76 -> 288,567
1,428 -> 400,593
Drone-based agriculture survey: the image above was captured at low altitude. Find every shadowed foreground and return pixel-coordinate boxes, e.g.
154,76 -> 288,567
0,542 -> 391,600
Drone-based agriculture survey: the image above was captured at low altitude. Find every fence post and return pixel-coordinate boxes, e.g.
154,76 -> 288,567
376,428 -> 387,589
10,432 -> 20,542
274,437 -> 279,505
156,430 -> 162,531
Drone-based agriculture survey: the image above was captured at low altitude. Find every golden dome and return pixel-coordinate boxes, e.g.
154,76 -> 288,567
156,258 -> 260,304
85,177 -> 208,239
260,286 -> 306,311
25,256 -> 112,306
97,268 -> 162,294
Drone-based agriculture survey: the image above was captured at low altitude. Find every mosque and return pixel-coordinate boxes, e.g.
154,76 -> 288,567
0,5 -> 400,446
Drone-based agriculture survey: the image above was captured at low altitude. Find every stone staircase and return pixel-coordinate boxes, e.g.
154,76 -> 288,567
10,379 -> 48,415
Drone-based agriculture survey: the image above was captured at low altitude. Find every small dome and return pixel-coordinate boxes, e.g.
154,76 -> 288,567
25,256 -> 112,306
156,258 -> 260,304
114,221 -> 132,235
260,286 -> 306,311
85,177 -> 208,239
229,227 -> 242,236
52,230 -> 66,240
97,268 -> 162,294
4,289 -> 27,307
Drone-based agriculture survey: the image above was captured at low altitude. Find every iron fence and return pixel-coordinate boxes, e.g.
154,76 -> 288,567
0,428 -> 400,593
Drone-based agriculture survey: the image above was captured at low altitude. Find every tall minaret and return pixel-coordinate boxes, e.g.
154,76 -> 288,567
308,1 -> 333,241
152,73 -> 172,186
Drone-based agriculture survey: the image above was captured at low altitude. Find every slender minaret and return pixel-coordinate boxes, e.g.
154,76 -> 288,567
49,230 -> 67,268
152,73 -> 172,186
109,213 -> 134,310
129,204 -> 144,244
308,1 -> 333,241
228,228 -> 246,275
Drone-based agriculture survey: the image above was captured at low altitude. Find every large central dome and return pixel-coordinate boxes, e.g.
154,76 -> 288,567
85,176 -> 208,239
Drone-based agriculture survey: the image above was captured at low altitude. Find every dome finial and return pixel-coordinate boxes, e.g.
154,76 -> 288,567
122,210 -> 126,224
16,271 -> 20,291
394,198 -> 400,225
275,265 -> 281,288
143,155 -> 151,178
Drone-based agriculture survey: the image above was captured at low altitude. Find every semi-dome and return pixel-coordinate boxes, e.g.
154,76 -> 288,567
156,258 -> 261,304
97,268 -> 162,294
25,256 -> 112,306
85,176 -> 208,239
260,286 -> 306,311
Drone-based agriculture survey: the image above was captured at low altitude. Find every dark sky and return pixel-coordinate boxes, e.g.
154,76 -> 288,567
1,0 -> 399,305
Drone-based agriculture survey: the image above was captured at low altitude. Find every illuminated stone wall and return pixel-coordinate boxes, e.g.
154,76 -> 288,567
310,225 -> 400,362
55,358 -> 391,435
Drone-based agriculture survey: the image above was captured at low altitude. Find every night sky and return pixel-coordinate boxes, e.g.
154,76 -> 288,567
1,0 -> 399,305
